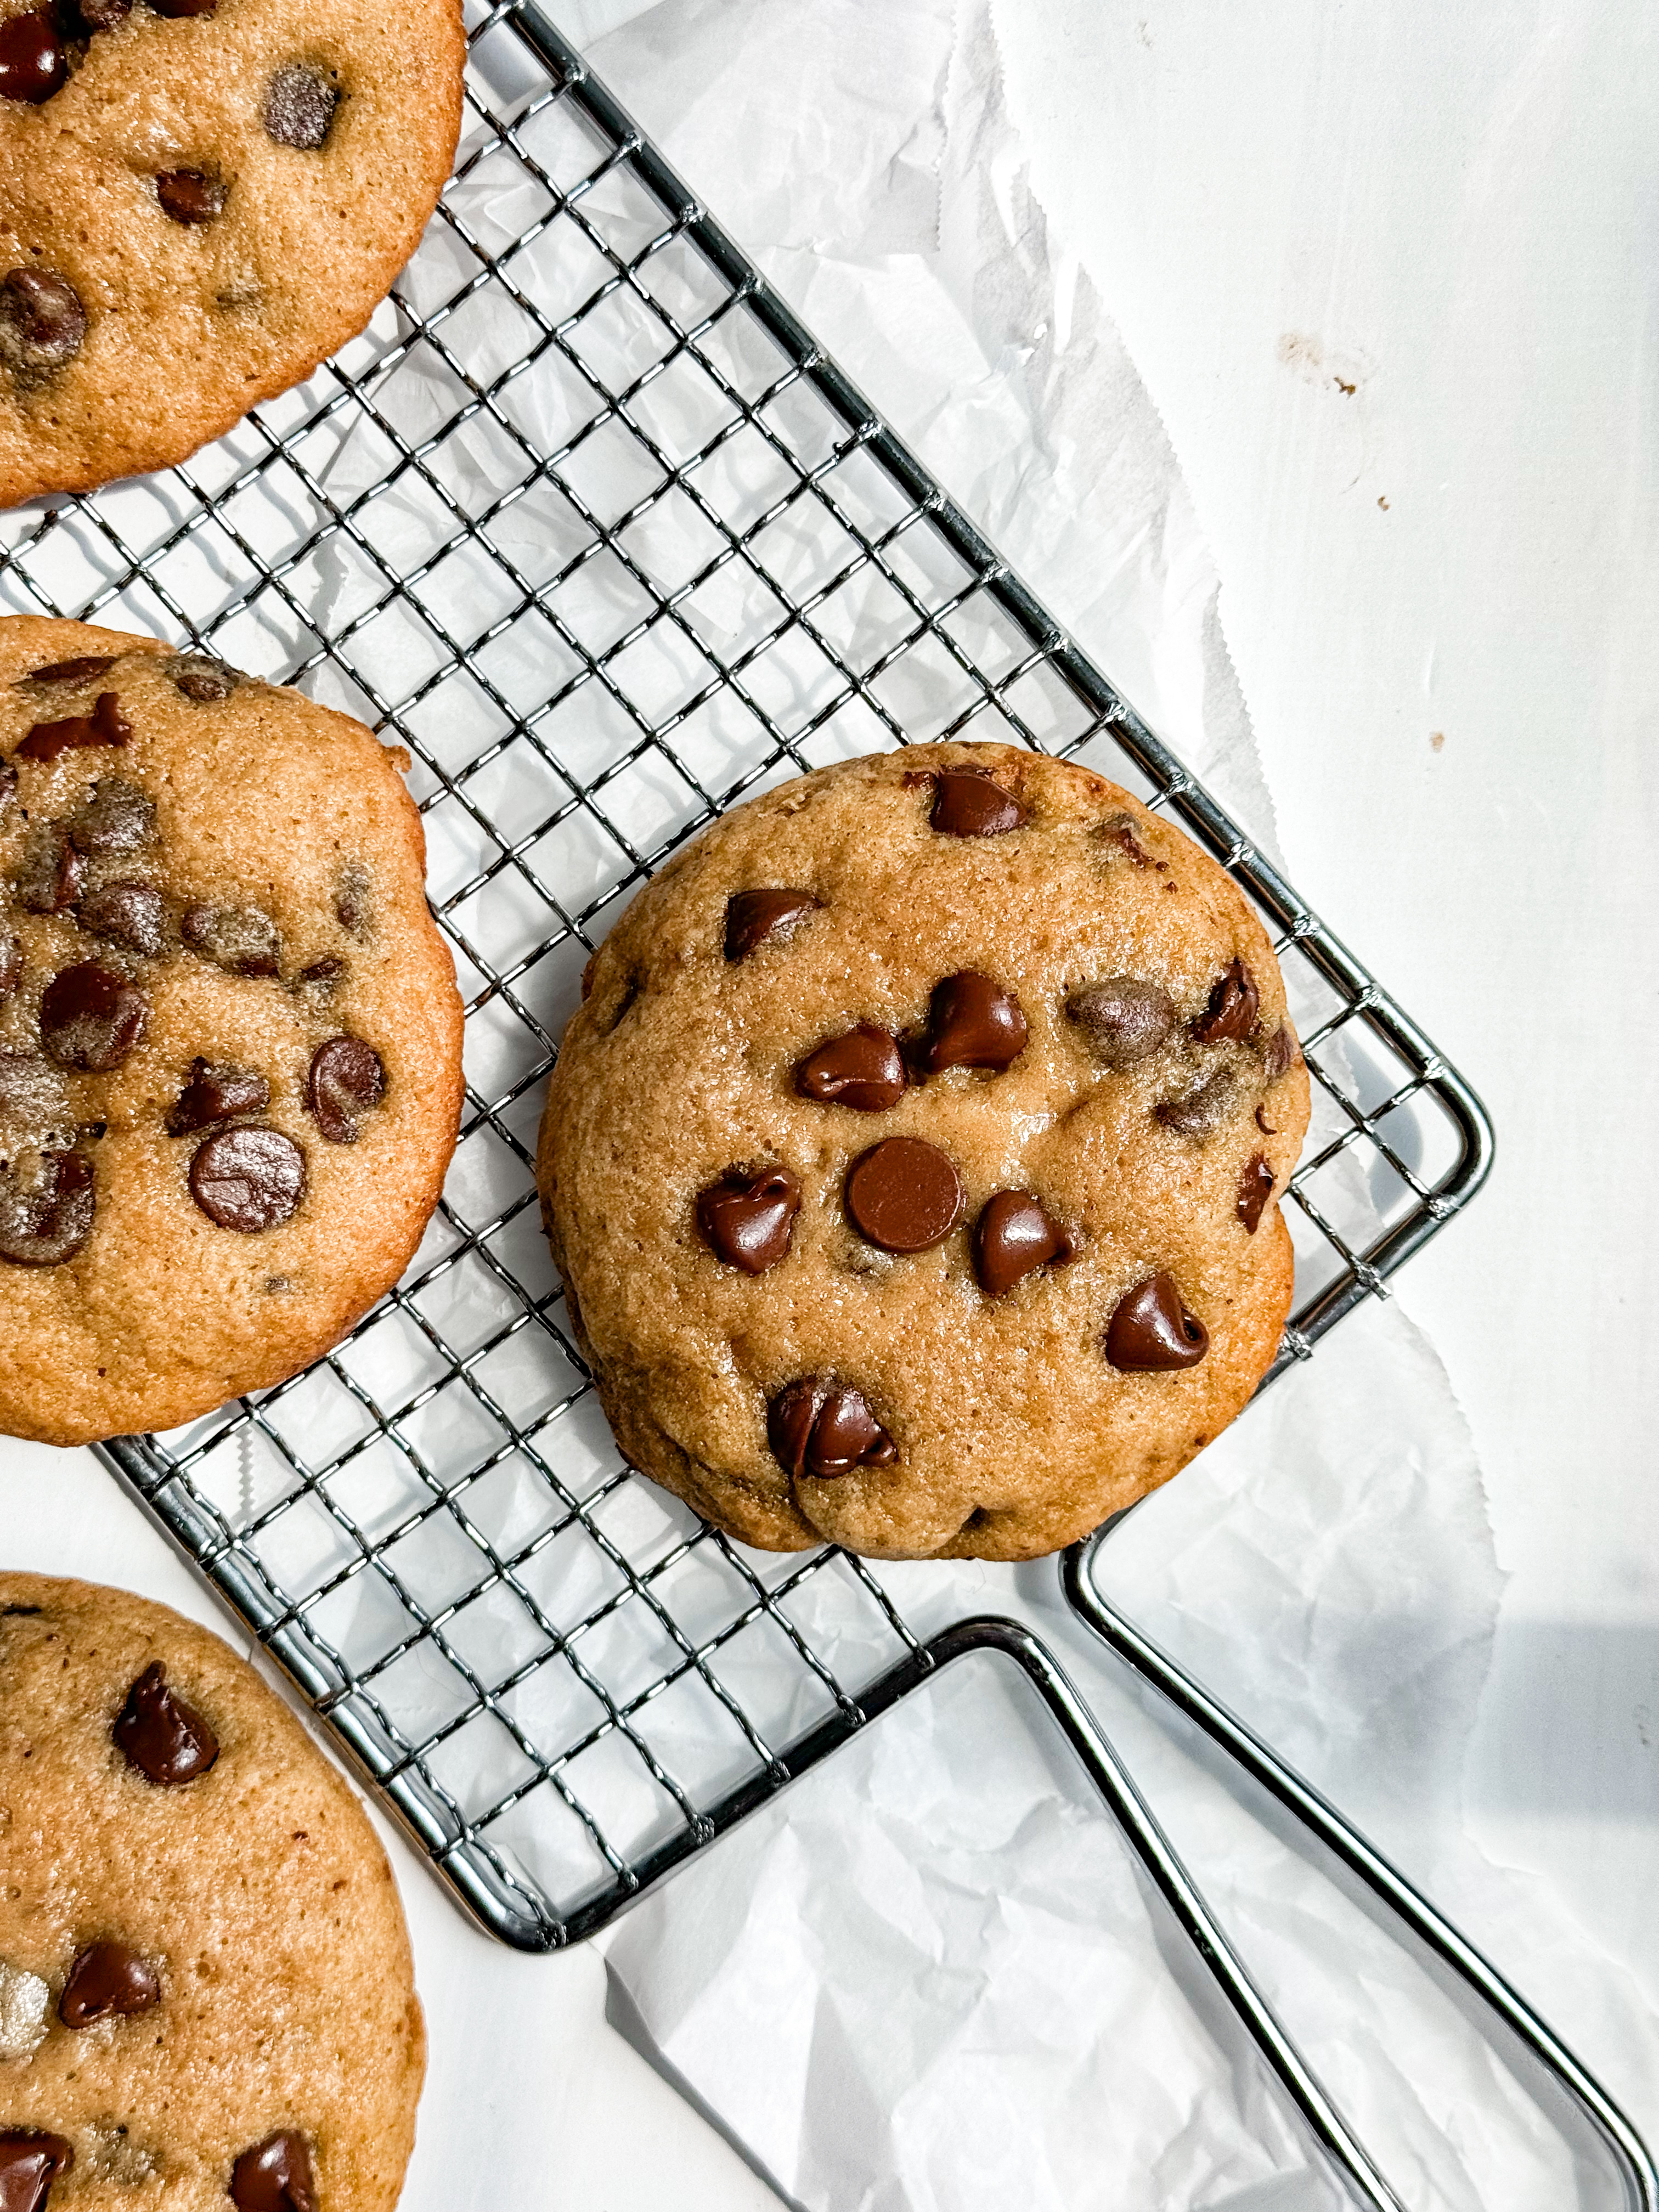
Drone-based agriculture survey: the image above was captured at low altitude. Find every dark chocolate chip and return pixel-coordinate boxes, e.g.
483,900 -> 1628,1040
112,1660 -> 218,1785
0,1150 -> 93,1267
844,1137 -> 963,1253
22,654 -> 117,687
155,168 -> 227,224
306,1035 -> 384,1144
766,1377 -> 820,1482
16,691 -> 131,763
920,971 -> 1028,1075
794,1023 -> 907,1112
695,1163 -> 800,1273
229,2131 -> 315,2212
40,962 -> 148,1071
972,1190 -> 1076,1296
295,956 -> 344,986
1237,1154 -> 1277,1234
150,0 -> 219,14
181,902 -> 280,977
1097,814 -> 1153,866
0,2132 -> 73,2212
70,776 -> 155,854
1154,1068 -> 1237,1139
166,1058 -> 269,1136
929,767 -> 1026,837
59,1942 -> 160,2029
333,863 -> 370,936
723,888 -> 821,962
1261,1023 -> 1300,1082
167,653 -> 239,702
189,1125 -> 304,1232
71,0 -> 134,29
14,831 -> 82,915
1066,977 -> 1176,1069
263,60 -> 338,149
0,12 -> 65,103
1192,959 -> 1259,1045
1104,1272 -> 1209,1371
0,934 -> 19,994
75,882 -> 163,957
807,1385 -> 896,1477
0,268 -> 86,385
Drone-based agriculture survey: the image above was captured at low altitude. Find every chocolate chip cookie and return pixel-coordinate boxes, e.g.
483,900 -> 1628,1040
0,614 -> 464,1446
537,743 -> 1312,1562
0,1572 -> 424,2211
0,0 -> 465,505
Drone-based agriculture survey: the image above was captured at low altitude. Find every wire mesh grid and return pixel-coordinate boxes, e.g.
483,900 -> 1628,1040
1,2 -> 1491,1949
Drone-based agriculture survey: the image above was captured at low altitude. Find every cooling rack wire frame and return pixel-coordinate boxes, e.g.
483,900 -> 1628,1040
2,2 -> 1649,2204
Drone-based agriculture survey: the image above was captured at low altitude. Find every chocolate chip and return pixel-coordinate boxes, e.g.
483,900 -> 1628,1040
306,1035 -> 384,1143
150,0 -> 219,14
695,1164 -> 800,1273
71,0 -> 133,29
0,1150 -> 93,1267
76,882 -> 163,957
929,767 -> 1026,837
16,691 -> 131,763
972,1191 -> 1076,1295
1104,1272 -> 1208,1370
1261,1023 -> 1299,1082
1066,976 -> 1176,1069
1192,959 -> 1259,1045
40,962 -> 148,1071
1154,1069 -> 1236,1139
0,12 -> 65,103
155,169 -> 227,224
113,1661 -> 218,1785
14,830 -> 82,915
70,776 -> 155,855
296,956 -> 344,987
1097,814 -> 1154,865
724,888 -> 821,962
333,863 -> 370,937
844,1137 -> 963,1253
0,2132 -> 73,2212
920,971 -> 1027,1075
166,1058 -> 269,1136
189,1126 -> 304,1231
229,2131 -> 315,2212
21,654 -> 118,687
0,269 -> 86,385
59,1942 -> 160,2029
0,935 -> 19,994
263,61 -> 338,149
794,1023 -> 907,1112
181,902 -> 280,976
767,1377 -> 896,1482
167,653 -> 239,702
1237,1155 -> 1276,1234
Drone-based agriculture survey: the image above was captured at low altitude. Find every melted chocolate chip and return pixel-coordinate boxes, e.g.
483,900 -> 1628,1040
0,12 -> 65,103
695,1164 -> 800,1273
0,1150 -> 93,1267
1097,814 -> 1154,866
0,268 -> 86,385
59,1942 -> 160,2029
794,1024 -> 907,1112
1104,1272 -> 1209,1371
1154,1069 -> 1236,1139
306,1035 -> 384,1144
188,1126 -> 304,1232
229,2131 -> 315,2212
723,888 -> 821,962
22,654 -> 117,687
1261,1023 -> 1300,1082
263,61 -> 338,149
76,882 -> 162,957
150,0 -> 219,14
1066,977 -> 1176,1069
1237,1154 -> 1277,1234
71,0 -> 133,29
767,1378 -> 896,1482
972,1191 -> 1076,1296
155,169 -> 228,224
14,831 -> 82,915
70,776 -> 155,855
0,935 -> 19,994
0,2133 -> 73,2212
113,1661 -> 218,1785
1192,960 -> 1259,1045
166,1059 -> 269,1136
920,972 -> 1028,1075
844,1137 -> 963,1253
334,862 -> 370,936
296,956 -> 345,987
167,654 -> 239,702
929,768 -> 1026,837
40,962 -> 147,1071
181,902 -> 280,977
16,691 -> 130,763
765,1378 -> 820,1482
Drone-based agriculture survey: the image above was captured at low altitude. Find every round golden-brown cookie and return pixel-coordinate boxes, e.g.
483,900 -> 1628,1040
0,1571 -> 425,2211
0,0 -> 465,507
537,742 -> 1312,1563
0,614 -> 465,1446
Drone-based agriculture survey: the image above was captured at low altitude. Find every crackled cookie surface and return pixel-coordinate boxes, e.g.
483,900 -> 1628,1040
0,0 -> 465,505
538,743 -> 1312,1562
0,615 -> 464,1445
0,1573 -> 424,2211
